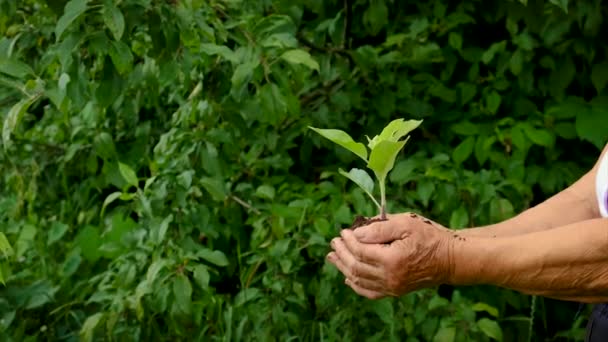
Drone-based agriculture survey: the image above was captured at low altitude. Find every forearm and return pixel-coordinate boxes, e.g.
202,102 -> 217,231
460,172 -> 598,238
450,218 -> 608,303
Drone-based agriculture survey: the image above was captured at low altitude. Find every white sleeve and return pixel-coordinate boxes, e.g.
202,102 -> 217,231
596,151 -> 608,218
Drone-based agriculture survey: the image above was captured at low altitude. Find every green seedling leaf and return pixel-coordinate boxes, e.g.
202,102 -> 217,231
339,168 -> 374,194
309,127 -> 368,161
339,168 -> 381,210
367,139 -> 408,182
367,119 -> 422,149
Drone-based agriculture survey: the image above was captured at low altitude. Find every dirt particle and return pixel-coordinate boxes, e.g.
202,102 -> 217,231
349,215 -> 387,230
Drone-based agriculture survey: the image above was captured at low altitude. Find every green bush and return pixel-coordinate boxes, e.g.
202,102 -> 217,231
1,0 -> 607,340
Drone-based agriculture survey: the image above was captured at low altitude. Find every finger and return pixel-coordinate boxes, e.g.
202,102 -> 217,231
332,236 -> 383,280
353,217 -> 406,244
345,278 -> 385,299
331,255 -> 385,292
340,229 -> 387,264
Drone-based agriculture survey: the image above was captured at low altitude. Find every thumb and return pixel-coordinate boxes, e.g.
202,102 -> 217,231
353,221 -> 402,244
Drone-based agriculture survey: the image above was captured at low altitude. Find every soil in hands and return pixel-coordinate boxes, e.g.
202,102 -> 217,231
349,215 -> 388,230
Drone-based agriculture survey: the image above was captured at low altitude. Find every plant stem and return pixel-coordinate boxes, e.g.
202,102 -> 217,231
364,191 -> 382,214
379,180 -> 387,220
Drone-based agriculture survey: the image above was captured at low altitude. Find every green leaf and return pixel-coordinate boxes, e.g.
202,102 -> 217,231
308,127 -> 368,161
510,49 -> 523,75
201,44 -> 238,63
103,4 -> 125,41
448,32 -> 462,51
173,274 -> 192,314
197,248 -> 229,267
80,313 -> 104,342
417,180 -> 435,207
367,139 -> 408,182
486,91 -> 502,114
451,121 -> 479,136
449,206 -> 469,229
108,40 -> 133,75
458,83 -> 477,105
62,250 -> 82,277
472,302 -> 500,318
93,132 -> 117,160
369,298 -> 394,325
101,192 -> 122,217
490,198 -> 515,223
200,177 -> 227,201
549,0 -> 568,13
591,62 -> 608,95
452,137 -> 475,164
48,222 -> 69,246
0,58 -> 35,79
152,215 -> 173,245
255,185 -> 276,200
522,126 -> 554,147
74,225 -> 101,262
433,327 -> 456,342
118,162 -> 138,187
339,168 -> 374,195
478,318 -> 503,341
576,106 -> 608,149
56,0 -> 89,41
363,0 -> 388,35
193,265 -> 210,289
0,233 -> 13,258
2,95 -> 40,148
367,118 -> 422,149
481,41 -> 507,64
230,60 -> 259,101
281,49 -> 320,72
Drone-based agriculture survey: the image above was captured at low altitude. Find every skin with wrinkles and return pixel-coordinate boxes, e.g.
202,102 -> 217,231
326,143 -> 608,302
329,215 -> 451,298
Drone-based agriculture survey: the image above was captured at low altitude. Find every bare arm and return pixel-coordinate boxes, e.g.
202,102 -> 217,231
451,218 -> 608,303
459,144 -> 608,238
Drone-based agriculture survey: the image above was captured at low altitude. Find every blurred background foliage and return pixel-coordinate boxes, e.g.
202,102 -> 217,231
1,0 -> 607,340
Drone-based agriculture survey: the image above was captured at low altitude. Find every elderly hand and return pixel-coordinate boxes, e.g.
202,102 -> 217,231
326,213 -> 454,299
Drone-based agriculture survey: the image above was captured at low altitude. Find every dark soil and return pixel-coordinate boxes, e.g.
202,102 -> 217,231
348,215 -> 388,229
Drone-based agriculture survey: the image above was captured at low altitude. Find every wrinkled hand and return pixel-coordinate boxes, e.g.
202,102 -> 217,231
326,213 -> 453,299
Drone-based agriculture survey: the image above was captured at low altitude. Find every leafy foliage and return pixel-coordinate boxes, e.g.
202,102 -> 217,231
0,0 -> 606,341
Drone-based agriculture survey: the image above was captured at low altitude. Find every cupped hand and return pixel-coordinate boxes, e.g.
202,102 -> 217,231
326,213 -> 454,299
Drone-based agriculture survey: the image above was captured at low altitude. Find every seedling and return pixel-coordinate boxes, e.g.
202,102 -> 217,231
309,118 -> 422,222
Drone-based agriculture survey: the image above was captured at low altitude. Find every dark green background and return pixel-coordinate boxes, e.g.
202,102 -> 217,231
1,0 -> 607,340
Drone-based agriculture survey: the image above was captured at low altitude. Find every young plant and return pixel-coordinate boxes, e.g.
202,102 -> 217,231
309,118 -> 422,220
